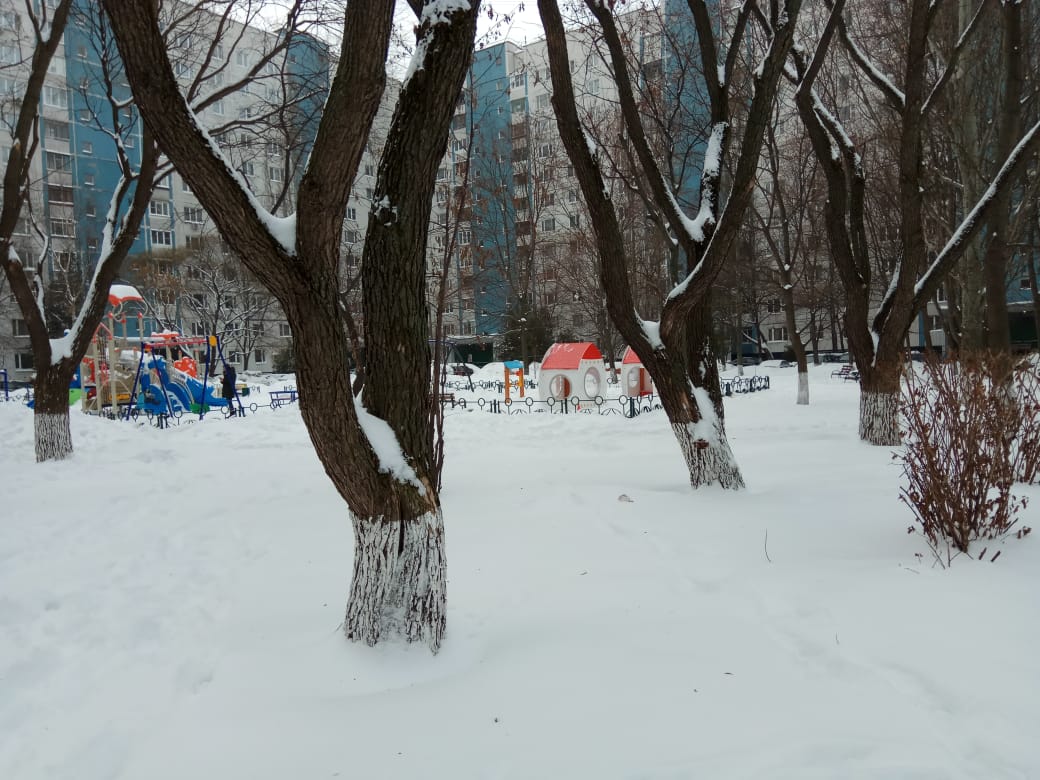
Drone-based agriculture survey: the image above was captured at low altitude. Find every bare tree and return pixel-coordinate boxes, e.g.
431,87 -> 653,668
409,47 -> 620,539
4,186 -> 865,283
538,0 -> 803,488
0,0 -> 160,461
789,0 -> 1040,444
103,0 -> 479,652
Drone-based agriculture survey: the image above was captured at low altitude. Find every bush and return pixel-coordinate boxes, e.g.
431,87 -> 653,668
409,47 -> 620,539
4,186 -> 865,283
897,353 -> 1034,566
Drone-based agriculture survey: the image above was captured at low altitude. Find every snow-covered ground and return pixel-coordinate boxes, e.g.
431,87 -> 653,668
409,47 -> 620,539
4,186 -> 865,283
1,364 -> 1037,779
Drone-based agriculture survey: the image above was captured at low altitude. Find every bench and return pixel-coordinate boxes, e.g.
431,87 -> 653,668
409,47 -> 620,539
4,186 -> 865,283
269,388 -> 298,406
830,364 -> 859,381
436,392 -> 457,408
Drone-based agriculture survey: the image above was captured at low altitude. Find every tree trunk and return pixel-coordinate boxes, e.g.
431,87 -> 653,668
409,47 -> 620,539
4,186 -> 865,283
654,309 -> 744,490
346,506 -> 446,648
858,361 -> 902,446
32,364 -> 75,462
797,371 -> 809,405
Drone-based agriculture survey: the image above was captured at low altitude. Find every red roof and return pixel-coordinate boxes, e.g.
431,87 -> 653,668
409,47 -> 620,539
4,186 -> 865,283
621,346 -> 643,365
541,342 -> 603,370
108,284 -> 143,306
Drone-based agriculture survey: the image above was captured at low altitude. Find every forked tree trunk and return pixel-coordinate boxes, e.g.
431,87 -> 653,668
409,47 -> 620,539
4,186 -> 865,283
858,361 -> 902,446
32,364 -> 75,462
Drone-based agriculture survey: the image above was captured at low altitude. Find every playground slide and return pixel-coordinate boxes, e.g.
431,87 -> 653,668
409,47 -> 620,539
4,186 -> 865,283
180,373 -> 230,408
164,379 -> 194,413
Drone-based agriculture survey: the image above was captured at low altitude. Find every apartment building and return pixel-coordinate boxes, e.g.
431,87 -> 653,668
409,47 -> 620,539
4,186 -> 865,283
0,0 -> 384,381
428,11 -> 668,359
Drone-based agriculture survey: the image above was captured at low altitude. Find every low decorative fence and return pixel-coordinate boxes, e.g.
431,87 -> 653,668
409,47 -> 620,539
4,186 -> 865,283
442,375 -> 770,418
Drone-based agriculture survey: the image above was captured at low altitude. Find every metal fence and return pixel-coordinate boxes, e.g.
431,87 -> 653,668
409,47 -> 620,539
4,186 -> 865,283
443,375 -> 770,418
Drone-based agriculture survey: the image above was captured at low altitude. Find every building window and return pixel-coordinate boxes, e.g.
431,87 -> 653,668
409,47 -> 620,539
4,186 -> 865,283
346,207 -> 357,221
81,141 -> 93,155
536,93 -> 550,110
254,348 -> 267,364
510,97 -> 526,114
279,322 -> 291,337
15,353 -> 34,370
191,321 -> 207,337
588,78 -> 601,95
541,217 -> 556,232
569,215 -> 580,229
235,49 -> 250,67
767,299 -> 782,314
150,229 -> 173,247
86,203 -> 96,217
269,165 -> 282,182
46,152 -> 72,172
50,218 -> 75,237
1020,278 -> 1031,290
149,200 -> 171,218
768,326 -> 789,342
11,318 -> 29,337
43,85 -> 68,108
510,72 -> 525,88
459,229 -> 471,245
84,174 -> 95,186
239,162 -> 254,177
0,10 -> 17,30
48,184 -> 74,203
45,121 -> 70,142
183,207 -> 205,224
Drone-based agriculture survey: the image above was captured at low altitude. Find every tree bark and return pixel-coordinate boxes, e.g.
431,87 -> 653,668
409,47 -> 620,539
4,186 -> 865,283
32,364 -> 76,462
858,360 -> 902,446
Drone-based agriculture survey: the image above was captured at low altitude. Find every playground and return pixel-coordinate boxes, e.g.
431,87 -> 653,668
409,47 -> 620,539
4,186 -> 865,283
1,360 -> 1037,780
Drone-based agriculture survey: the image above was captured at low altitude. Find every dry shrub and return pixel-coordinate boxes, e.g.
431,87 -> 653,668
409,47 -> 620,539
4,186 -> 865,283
897,353 -> 1035,567
1012,358 -> 1040,484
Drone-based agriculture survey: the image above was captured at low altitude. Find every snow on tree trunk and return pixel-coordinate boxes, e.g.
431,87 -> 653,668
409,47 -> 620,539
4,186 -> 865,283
673,420 -> 745,489
345,509 -> 446,652
797,371 -> 809,406
667,386 -> 744,489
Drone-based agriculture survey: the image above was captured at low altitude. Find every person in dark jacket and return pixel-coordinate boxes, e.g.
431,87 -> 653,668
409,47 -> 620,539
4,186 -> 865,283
222,363 -> 237,416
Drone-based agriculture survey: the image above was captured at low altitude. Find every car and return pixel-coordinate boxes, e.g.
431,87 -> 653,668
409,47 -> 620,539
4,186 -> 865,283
451,364 -> 474,376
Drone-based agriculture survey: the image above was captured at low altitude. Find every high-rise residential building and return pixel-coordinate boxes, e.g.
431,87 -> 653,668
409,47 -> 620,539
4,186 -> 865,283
0,0 -> 384,381
428,11 -> 667,362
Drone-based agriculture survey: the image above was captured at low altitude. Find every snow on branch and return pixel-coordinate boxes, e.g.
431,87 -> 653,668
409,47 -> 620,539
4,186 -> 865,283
353,393 -> 426,493
914,116 -> 1040,304
404,0 -> 472,86
827,0 -> 905,112
921,0 -> 991,116
190,108 -> 297,256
